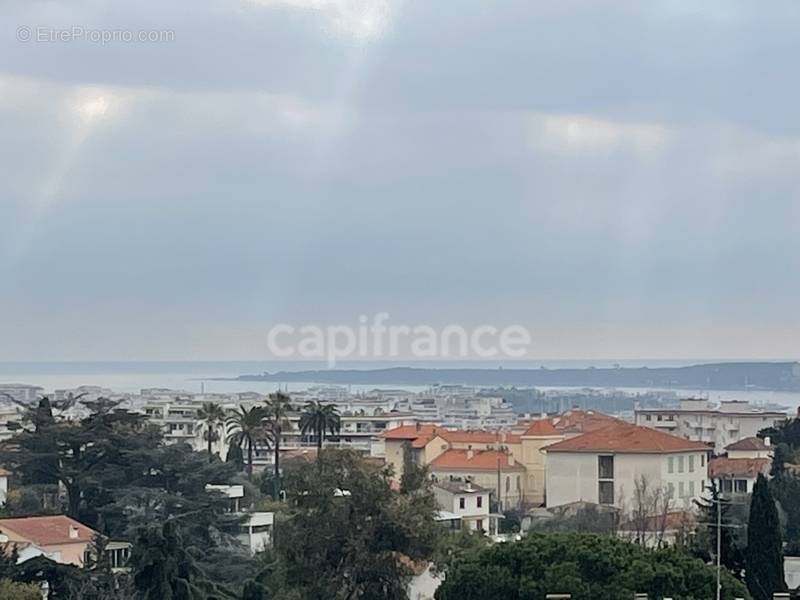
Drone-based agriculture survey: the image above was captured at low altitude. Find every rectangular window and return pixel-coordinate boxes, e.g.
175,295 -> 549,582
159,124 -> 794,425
459,497 -> 465,509
689,481 -> 695,496
678,482 -> 685,497
598,456 -> 614,480
668,457 -> 674,473
734,479 -> 748,494
477,495 -> 483,508
678,456 -> 685,473
667,482 -> 674,499
598,481 -> 615,505
722,479 -> 733,493
476,519 -> 484,531
689,455 -> 695,472
701,454 -> 705,467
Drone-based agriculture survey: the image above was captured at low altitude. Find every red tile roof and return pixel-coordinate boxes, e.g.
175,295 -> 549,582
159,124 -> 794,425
0,515 -> 97,547
725,437 -> 769,451
382,425 -> 520,447
429,449 -> 525,471
551,409 -> 622,435
709,457 -> 771,479
382,424 -> 439,440
544,422 -> 710,454
524,419 -> 560,437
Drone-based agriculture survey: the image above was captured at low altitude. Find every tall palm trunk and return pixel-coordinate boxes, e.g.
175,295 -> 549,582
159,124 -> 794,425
207,425 -> 213,462
273,430 -> 281,500
317,423 -> 323,451
247,441 -> 254,479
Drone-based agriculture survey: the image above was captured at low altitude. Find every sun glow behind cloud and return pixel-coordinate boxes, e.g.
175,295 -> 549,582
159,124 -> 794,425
530,113 -> 670,154
244,0 -> 393,42
0,82 -> 124,275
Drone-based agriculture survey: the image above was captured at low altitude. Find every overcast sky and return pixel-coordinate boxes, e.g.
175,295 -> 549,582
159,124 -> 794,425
1,0 -> 798,362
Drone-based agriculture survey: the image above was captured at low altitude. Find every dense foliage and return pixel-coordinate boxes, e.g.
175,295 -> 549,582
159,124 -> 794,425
435,532 -> 750,600
265,448 -> 441,599
690,481 -> 747,580
0,398 -> 258,598
745,474 -> 785,600
760,417 -> 800,553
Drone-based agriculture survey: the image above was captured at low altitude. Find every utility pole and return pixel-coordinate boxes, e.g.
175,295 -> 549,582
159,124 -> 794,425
716,492 -> 722,600
698,483 -> 743,600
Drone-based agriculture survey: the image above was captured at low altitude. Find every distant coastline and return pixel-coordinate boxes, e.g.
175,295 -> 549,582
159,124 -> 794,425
226,361 -> 800,391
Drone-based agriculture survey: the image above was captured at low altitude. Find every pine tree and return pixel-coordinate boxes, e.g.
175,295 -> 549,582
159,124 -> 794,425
746,473 -> 785,600
691,481 -> 745,579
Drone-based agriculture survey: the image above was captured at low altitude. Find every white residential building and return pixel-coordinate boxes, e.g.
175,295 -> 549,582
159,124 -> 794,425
240,512 -> 274,554
708,436 -> 773,496
140,399 -> 232,455
544,422 -> 710,511
634,398 -> 786,452
204,484 -> 273,554
0,468 -> 9,505
433,480 -> 498,535
407,386 -> 516,430
0,404 -> 23,441
0,384 -> 43,404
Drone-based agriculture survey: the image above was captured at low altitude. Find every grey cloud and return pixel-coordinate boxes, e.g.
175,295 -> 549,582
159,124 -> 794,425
0,1 -> 798,360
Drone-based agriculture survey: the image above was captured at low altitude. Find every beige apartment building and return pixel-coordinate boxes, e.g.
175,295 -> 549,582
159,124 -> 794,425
544,422 -> 711,511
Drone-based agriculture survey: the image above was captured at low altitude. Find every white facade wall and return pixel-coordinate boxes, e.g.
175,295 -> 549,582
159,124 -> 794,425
433,488 -> 490,521
430,468 -> 523,509
546,450 -> 708,510
635,408 -> 785,451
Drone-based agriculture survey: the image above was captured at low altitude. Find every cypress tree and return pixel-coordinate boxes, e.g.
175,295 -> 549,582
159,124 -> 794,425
746,473 -> 785,600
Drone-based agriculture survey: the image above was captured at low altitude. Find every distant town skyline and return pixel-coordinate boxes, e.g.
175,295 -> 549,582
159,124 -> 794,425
1,1 -> 799,361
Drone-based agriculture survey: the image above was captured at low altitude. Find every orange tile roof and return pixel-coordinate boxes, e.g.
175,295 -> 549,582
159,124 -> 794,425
709,457 -> 771,479
523,419 -> 560,436
429,449 -> 525,471
382,424 -> 439,440
544,422 -> 710,454
551,409 -> 622,435
383,425 -> 520,447
0,515 -> 97,547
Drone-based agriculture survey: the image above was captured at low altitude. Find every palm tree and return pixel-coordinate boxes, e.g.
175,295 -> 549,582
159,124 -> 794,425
299,401 -> 341,452
225,405 -> 268,478
263,391 -> 293,500
197,402 -> 226,462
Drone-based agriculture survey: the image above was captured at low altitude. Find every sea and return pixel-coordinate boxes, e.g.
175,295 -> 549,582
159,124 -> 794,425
0,360 -> 799,409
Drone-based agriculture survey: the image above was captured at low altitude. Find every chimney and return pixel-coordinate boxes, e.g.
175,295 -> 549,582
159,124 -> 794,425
69,525 -> 79,539
415,422 -> 421,432
765,436 -> 771,447
466,445 -> 474,460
